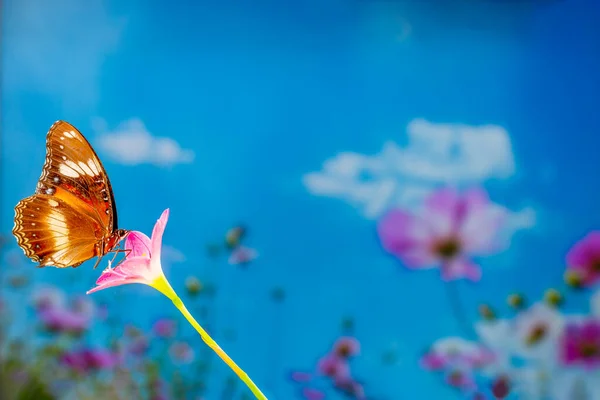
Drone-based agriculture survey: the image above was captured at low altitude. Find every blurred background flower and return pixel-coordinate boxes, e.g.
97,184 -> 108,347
2,0 -> 600,399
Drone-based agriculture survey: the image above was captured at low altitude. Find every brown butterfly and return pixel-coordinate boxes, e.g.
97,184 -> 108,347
12,120 -> 129,269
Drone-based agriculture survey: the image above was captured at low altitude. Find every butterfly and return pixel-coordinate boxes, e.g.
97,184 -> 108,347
12,120 -> 130,269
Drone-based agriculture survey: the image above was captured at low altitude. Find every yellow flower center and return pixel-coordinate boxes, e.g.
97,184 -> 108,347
580,342 -> 600,358
526,323 -> 548,346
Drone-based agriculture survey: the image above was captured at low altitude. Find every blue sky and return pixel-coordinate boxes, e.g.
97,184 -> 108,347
2,0 -> 600,398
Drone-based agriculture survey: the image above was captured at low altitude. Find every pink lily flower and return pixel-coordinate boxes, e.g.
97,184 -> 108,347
87,209 -> 170,295
87,209 -> 267,400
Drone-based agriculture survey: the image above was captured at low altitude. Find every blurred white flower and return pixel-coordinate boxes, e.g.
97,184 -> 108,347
513,302 -> 564,364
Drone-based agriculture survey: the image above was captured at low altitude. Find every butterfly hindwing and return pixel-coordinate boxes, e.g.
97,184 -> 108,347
13,194 -> 101,268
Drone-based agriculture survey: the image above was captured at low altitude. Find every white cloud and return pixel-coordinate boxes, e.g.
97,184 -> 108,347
94,118 -> 195,167
3,0 -> 125,110
303,118 -> 521,220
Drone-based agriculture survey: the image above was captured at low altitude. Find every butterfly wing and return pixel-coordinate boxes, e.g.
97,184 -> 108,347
35,120 -> 119,230
13,120 -> 121,268
13,195 -> 102,268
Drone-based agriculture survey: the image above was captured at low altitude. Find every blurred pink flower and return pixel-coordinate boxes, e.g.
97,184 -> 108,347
38,307 -> 90,335
152,318 -> 177,338
560,319 -> 600,369
71,296 -> 95,317
317,353 -> 350,380
87,209 -> 169,294
302,387 -> 325,400
289,371 -> 312,383
128,335 -> 150,356
491,375 -> 511,399
420,351 -> 448,370
445,368 -> 476,390
332,336 -> 360,358
333,375 -> 366,399
169,341 -> 195,364
228,246 -> 259,266
566,231 -> 600,287
32,286 -> 65,311
61,348 -> 119,373
377,188 -> 506,281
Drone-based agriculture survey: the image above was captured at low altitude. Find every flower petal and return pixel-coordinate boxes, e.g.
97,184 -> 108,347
151,209 -> 170,264
377,209 -> 437,268
125,231 -> 152,258
567,231 -> 600,269
87,277 -> 148,294
116,256 -> 153,278
459,203 -> 507,255
422,187 -> 461,237
87,257 -> 152,294
441,258 -> 481,282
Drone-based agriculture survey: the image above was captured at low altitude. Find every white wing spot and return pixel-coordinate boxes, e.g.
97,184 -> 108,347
63,130 -> 76,138
60,137 -> 65,140
87,159 -> 100,175
62,156 -> 67,161
48,199 -> 59,207
59,164 -> 80,178
78,161 -> 95,176
59,145 -> 64,150
31,222 -> 36,226
65,160 -> 84,173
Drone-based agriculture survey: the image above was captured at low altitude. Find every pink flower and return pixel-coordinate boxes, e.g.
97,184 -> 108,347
32,286 -> 65,311
334,377 -> 366,399
332,336 -> 360,358
71,296 -> 95,317
317,353 -> 350,380
169,341 -> 195,364
228,246 -> 259,266
566,232 -> 600,287
420,351 -> 448,370
87,209 -> 170,295
302,387 -> 325,400
38,307 -> 90,335
61,348 -> 119,373
128,335 -> 150,356
491,375 -> 511,399
289,371 -> 312,383
444,368 -> 476,390
377,187 -> 506,281
560,319 -> 600,369
152,318 -> 177,338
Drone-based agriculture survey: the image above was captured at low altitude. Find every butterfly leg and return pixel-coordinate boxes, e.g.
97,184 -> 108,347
92,255 -> 105,270
107,248 -> 132,268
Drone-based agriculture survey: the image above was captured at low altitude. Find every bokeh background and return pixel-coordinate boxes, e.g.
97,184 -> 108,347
2,0 -> 600,399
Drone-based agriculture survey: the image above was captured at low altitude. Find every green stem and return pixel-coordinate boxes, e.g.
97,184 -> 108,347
152,274 -> 267,400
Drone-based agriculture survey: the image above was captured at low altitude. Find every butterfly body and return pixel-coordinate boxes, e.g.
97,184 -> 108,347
13,120 -> 129,268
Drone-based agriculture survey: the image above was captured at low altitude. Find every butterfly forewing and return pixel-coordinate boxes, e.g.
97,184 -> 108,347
36,121 -> 118,230
13,120 -> 126,268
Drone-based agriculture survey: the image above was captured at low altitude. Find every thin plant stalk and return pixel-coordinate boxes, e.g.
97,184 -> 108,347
152,276 -> 267,400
